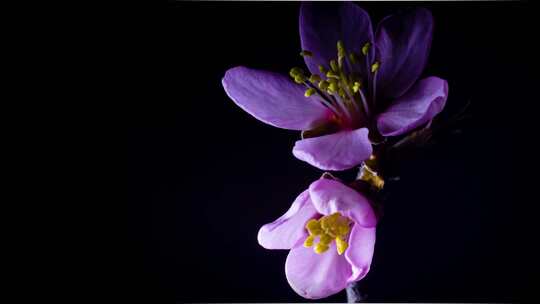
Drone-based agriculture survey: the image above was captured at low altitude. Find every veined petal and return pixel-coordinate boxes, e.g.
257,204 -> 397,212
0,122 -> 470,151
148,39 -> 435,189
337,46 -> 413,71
375,8 -> 434,99
292,128 -> 372,171
345,226 -> 376,283
222,66 -> 331,130
257,190 -> 317,250
308,178 -> 377,228
285,243 -> 352,299
300,2 -> 373,76
377,76 -> 448,136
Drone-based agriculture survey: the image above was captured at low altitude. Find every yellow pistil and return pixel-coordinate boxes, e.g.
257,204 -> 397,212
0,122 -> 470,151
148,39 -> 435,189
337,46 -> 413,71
303,212 -> 352,255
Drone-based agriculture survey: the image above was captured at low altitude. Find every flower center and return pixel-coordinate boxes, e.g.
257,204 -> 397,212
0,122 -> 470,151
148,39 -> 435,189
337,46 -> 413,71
289,40 -> 381,130
303,212 -> 352,255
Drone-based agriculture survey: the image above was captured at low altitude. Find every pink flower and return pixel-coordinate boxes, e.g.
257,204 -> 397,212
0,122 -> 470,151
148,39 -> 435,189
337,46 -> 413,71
258,178 -> 377,299
222,2 -> 448,171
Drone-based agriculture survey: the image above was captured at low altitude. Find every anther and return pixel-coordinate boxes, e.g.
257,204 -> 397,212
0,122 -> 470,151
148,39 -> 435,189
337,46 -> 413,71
330,60 -> 339,72
338,87 -> 347,98
294,74 -> 307,84
304,235 -> 315,247
326,70 -> 339,79
336,236 -> 348,255
318,80 -> 329,91
352,81 -> 362,93
337,40 -> 346,59
304,88 -> 316,97
371,61 -> 380,73
327,82 -> 338,93
314,243 -> 329,254
318,65 -> 327,74
349,52 -> 359,64
300,50 -> 313,57
309,74 -> 321,83
289,67 -> 304,78
362,42 -> 371,56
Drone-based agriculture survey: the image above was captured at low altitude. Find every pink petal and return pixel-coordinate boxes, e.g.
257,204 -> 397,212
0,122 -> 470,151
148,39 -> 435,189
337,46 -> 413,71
345,226 -> 376,283
257,190 -> 318,250
292,128 -> 372,171
222,66 -> 331,130
377,76 -> 448,136
285,243 -> 352,299
308,179 -> 377,228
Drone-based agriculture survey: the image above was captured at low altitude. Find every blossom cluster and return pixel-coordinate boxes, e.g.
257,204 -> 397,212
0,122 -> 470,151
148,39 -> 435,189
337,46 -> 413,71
222,2 -> 448,299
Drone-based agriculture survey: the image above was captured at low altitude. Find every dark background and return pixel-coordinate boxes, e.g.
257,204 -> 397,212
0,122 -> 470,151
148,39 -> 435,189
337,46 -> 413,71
127,2 -> 536,302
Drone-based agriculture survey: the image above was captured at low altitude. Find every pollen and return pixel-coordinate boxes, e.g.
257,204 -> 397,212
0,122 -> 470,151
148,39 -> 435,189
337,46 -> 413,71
303,212 -> 352,255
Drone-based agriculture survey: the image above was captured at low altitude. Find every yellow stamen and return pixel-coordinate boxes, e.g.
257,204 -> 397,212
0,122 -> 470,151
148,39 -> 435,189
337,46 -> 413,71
327,82 -> 338,93
303,212 -> 352,255
349,52 -> 359,64
289,67 -> 304,77
294,75 -> 306,84
371,61 -> 380,73
352,81 -> 362,93
330,59 -> 339,72
314,243 -> 329,254
359,164 -> 385,190
300,50 -> 313,57
336,236 -> 348,255
318,80 -> 329,91
362,42 -> 371,56
304,88 -> 316,97
318,65 -> 327,74
309,74 -> 321,83
304,235 -> 315,247
326,70 -> 339,79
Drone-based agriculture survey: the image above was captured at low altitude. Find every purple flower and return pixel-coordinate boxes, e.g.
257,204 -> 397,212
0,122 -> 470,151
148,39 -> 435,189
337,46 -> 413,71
258,177 -> 377,299
222,2 -> 448,171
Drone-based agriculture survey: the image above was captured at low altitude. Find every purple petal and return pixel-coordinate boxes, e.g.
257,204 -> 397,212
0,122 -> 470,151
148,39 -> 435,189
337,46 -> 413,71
308,179 -> 377,228
345,226 -> 376,283
222,66 -> 331,130
377,76 -> 448,136
285,243 -> 351,299
257,190 -> 317,250
375,8 -> 434,99
300,2 -> 373,75
292,128 -> 372,171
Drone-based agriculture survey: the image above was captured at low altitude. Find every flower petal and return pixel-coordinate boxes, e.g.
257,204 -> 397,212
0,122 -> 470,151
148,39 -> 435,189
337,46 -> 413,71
375,8 -> 434,99
285,243 -> 352,299
345,226 -> 376,283
377,76 -> 448,136
292,128 -> 372,171
300,2 -> 373,76
257,190 -> 318,250
222,66 -> 331,130
308,178 -> 376,228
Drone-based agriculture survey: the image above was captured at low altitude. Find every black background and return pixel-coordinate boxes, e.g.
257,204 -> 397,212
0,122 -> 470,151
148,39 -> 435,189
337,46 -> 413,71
127,2 -> 536,302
